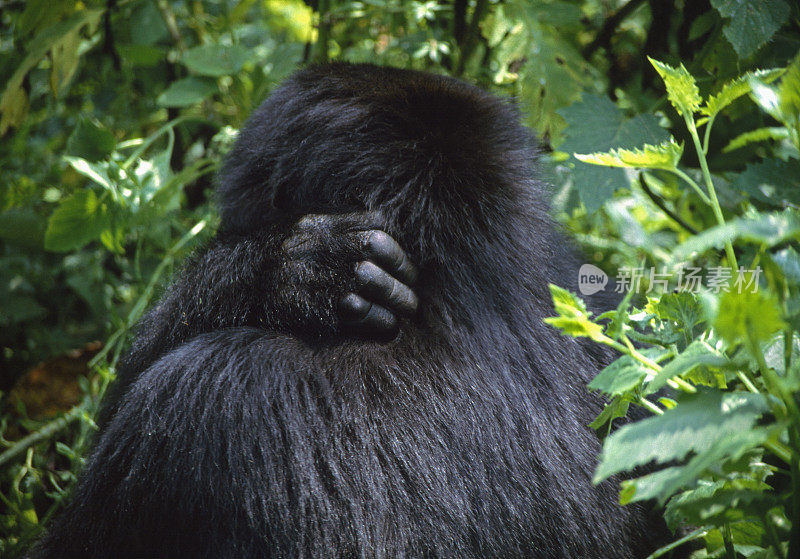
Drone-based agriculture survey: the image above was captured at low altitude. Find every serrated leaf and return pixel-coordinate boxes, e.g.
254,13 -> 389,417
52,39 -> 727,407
714,290 -> 785,345
702,68 -> 784,117
557,95 -> 669,212
748,78 -> 782,121
589,349 -> 667,396
649,58 -> 701,117
589,397 -> 630,433
44,189 -> 109,252
545,284 -> 606,341
711,0 -> 790,59
723,126 -> 789,152
730,159 -> 800,207
595,390 -> 769,483
645,341 -> 728,395
778,55 -> 800,123
574,138 -> 683,170
619,426 -> 774,504
672,211 -> 800,262
665,482 -> 774,530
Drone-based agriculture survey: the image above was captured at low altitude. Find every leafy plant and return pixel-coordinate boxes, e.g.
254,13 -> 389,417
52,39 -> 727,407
549,57 -> 800,557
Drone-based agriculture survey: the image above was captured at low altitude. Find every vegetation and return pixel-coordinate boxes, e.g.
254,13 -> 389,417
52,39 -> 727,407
1,1 -> 798,557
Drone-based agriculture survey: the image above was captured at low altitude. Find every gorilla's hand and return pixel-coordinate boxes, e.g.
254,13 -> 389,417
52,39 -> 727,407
281,213 -> 418,339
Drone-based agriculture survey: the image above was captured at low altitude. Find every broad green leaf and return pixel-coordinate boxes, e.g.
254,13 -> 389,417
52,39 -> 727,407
589,349 -> 667,396
748,78 -> 782,121
649,58 -> 701,117
181,44 -> 249,77
116,44 -> 165,67
645,341 -> 728,395
618,426 -> 774,504
65,156 -> 112,190
702,69 -> 784,117
44,189 -> 109,252
574,138 -> 683,171
665,482 -> 774,530
672,211 -> 800,262
730,159 -> 800,207
711,0 -> 790,59
723,127 -> 789,152
647,292 -> 705,337
66,118 -> 116,162
157,77 -> 217,108
714,290 -> 785,345
595,390 -> 769,483
557,95 -> 669,212
778,55 -> 800,123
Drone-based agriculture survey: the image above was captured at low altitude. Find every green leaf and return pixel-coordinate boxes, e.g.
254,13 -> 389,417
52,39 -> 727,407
65,156 -> 112,189
116,44 -> 165,67
665,481 -> 774,530
44,189 -> 109,252
702,69 -> 784,117
672,211 -> 800,262
574,138 -> 683,170
557,95 -> 669,212
723,126 -> 789,152
544,284 -> 606,341
711,0 -> 790,59
589,350 -> 666,396
714,290 -> 785,345
157,77 -> 217,108
589,397 -> 630,433
180,44 -> 249,77
645,341 -> 728,395
618,426 -> 774,504
66,118 -> 116,161
730,159 -> 800,207
0,9 -> 104,134
748,78 -> 782,121
649,58 -> 701,117
647,292 -> 705,337
595,390 -> 769,483
778,55 -> 800,124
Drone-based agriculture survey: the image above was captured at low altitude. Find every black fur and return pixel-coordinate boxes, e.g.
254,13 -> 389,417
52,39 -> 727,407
33,63 -> 671,558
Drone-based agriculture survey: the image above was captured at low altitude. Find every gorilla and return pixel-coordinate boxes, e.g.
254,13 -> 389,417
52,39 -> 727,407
33,63 -> 673,558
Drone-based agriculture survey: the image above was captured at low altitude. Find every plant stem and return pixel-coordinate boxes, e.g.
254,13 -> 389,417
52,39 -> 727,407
0,407 -> 84,468
672,168 -> 712,205
685,116 -> 738,269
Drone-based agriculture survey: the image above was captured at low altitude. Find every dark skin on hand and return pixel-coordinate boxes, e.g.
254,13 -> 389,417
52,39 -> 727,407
286,213 -> 419,338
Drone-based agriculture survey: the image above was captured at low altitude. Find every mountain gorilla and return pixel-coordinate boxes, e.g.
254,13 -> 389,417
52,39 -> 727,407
33,63 -> 672,558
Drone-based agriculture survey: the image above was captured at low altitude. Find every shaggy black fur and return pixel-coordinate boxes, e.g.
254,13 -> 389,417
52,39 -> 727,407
33,63 -> 672,558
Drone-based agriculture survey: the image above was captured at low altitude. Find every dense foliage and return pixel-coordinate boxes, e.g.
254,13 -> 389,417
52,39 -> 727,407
0,1 -> 798,557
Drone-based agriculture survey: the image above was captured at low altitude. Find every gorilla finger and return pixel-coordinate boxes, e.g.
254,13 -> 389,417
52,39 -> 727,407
339,294 -> 398,333
355,261 -> 418,317
360,230 -> 418,284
